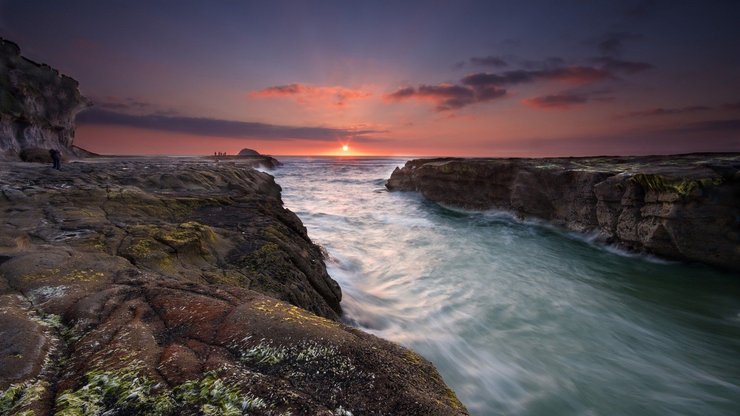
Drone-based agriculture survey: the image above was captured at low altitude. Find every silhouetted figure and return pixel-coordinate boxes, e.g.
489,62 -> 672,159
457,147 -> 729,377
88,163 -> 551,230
49,149 -> 61,170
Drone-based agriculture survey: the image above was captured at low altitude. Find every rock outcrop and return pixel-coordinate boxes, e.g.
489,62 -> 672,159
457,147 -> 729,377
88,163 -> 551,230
211,149 -> 282,169
0,38 -> 89,161
0,158 -> 467,415
238,148 -> 260,157
387,154 -> 740,272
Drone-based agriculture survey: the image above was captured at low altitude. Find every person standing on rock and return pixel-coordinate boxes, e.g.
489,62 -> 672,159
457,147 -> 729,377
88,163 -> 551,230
49,149 -> 61,170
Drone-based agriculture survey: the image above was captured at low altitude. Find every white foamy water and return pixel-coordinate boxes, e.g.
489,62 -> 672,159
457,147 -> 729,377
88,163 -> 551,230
271,156 -> 740,416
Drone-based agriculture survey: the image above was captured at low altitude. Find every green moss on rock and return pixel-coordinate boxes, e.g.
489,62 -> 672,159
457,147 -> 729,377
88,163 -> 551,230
173,372 -> 266,415
0,379 -> 48,416
630,173 -> 723,197
55,366 -> 164,416
55,366 -> 266,416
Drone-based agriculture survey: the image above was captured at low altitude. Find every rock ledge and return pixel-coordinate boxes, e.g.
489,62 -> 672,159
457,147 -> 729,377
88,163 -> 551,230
387,154 -> 740,272
0,158 -> 468,415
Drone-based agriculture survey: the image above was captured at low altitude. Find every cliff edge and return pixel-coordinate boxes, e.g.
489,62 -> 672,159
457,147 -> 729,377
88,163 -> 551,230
386,154 -> 740,272
0,38 -> 467,415
0,158 -> 467,415
0,38 -> 89,161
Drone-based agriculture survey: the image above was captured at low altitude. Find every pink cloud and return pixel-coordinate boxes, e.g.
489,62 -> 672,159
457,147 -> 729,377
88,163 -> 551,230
384,83 -> 506,111
522,93 -> 589,109
250,83 -> 371,107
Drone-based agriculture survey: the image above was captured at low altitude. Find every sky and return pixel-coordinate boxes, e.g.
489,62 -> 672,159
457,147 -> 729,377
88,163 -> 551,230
1,0 -> 739,156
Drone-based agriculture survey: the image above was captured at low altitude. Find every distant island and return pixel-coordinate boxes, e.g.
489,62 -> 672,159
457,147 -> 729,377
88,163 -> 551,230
207,148 -> 282,169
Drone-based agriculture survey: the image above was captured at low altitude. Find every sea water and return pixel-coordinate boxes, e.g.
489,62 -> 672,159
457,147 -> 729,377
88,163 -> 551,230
271,156 -> 740,416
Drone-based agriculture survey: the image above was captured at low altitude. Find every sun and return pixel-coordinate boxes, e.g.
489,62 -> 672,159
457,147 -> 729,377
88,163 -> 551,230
342,144 -> 349,152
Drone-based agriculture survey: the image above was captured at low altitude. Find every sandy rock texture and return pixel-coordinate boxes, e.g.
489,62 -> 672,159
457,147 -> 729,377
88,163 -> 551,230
0,158 -> 467,416
387,154 -> 740,272
0,38 -> 89,161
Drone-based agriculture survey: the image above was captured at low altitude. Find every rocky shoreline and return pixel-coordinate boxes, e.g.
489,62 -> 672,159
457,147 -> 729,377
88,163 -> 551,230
0,158 -> 467,415
386,154 -> 740,272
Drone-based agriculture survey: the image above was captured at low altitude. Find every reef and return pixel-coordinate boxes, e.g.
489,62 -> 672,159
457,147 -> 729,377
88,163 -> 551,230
386,154 -> 740,272
0,158 -> 468,415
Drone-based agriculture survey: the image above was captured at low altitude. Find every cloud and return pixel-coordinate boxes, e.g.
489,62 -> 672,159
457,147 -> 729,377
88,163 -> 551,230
623,0 -> 661,18
388,57 -> 648,112
723,101 -> 740,110
90,96 -> 179,116
469,56 -> 508,67
76,109 -> 384,142
592,56 -> 652,74
385,83 -> 506,111
597,32 -> 644,56
519,57 -> 567,70
250,83 -> 371,107
93,96 -> 153,111
452,60 -> 466,70
462,66 -> 613,88
621,106 -> 712,118
665,118 -> 740,133
522,93 -> 589,109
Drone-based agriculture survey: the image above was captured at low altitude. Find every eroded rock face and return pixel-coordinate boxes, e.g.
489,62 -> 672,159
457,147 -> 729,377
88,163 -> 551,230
387,154 -> 740,272
0,158 -> 467,415
0,38 -> 90,161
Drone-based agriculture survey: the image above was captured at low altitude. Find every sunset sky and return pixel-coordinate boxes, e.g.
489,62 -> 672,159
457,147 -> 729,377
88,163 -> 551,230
1,0 -> 739,156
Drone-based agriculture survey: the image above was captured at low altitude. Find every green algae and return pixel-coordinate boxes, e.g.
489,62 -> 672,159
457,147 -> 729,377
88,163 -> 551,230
156,222 -> 216,257
241,242 -> 283,274
173,371 -> 266,415
630,173 -> 723,197
55,366 -> 266,416
237,339 -> 359,382
127,237 -> 159,259
55,364 -> 180,416
240,342 -> 287,365
0,379 -> 48,416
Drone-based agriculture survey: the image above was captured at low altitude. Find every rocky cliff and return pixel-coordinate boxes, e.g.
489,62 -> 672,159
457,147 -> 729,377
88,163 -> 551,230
386,154 -> 740,272
0,158 -> 467,415
0,38 -> 89,161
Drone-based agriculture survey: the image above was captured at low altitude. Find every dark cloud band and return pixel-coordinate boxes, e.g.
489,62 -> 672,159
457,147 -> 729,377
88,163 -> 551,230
76,109 -> 382,141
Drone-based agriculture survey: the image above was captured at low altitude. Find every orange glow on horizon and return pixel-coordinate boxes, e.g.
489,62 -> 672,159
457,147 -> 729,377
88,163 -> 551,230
75,125 -> 421,157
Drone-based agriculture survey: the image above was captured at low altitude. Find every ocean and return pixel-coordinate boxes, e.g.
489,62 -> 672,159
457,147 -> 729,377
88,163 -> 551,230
270,156 -> 740,416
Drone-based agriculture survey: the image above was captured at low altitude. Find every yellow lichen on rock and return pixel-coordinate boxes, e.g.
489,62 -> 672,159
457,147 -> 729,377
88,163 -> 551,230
21,267 -> 105,283
252,299 -> 340,330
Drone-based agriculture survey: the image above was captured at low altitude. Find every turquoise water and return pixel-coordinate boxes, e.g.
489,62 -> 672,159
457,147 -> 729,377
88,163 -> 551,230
271,157 -> 740,416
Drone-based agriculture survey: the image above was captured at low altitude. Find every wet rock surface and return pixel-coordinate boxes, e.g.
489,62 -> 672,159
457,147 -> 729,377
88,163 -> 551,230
387,154 -> 740,272
0,158 -> 467,415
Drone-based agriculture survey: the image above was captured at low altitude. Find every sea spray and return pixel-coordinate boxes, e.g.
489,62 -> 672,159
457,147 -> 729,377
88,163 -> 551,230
273,156 -> 740,416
